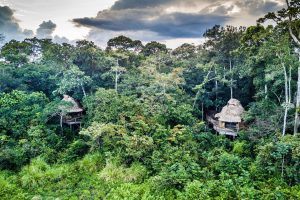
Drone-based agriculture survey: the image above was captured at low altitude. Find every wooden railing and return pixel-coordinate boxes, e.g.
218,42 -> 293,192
63,116 -> 82,125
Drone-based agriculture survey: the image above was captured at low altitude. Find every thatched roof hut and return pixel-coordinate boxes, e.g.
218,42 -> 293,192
61,95 -> 83,113
215,99 -> 244,123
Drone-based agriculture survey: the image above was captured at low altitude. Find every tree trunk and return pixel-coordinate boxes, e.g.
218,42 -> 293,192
282,61 -> 288,136
81,83 -> 87,97
193,91 -> 200,110
115,70 -> 118,93
281,155 -> 285,178
265,84 -> 268,99
289,66 -> 292,104
229,59 -> 233,99
285,0 -> 300,135
60,113 -> 63,134
115,59 -> 119,93
193,70 -> 211,110
294,55 -> 300,135
201,102 -> 204,121
283,107 -> 288,136
215,67 -> 218,111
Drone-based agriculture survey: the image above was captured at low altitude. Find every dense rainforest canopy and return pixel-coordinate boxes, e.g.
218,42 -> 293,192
0,1 -> 300,199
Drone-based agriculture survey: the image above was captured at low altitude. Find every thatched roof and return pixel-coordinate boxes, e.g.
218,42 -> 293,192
61,95 -> 83,113
215,99 -> 244,123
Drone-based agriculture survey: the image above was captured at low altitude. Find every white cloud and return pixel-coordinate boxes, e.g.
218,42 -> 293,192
3,0 -> 117,40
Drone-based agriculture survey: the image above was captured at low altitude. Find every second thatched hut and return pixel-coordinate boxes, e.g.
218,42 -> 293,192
214,98 -> 245,137
60,95 -> 83,128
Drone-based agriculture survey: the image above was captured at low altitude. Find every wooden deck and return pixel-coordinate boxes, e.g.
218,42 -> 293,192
213,125 -> 237,137
63,116 -> 82,126
206,115 -> 238,137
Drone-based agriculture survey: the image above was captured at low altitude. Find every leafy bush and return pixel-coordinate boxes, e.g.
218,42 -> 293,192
61,139 -> 90,162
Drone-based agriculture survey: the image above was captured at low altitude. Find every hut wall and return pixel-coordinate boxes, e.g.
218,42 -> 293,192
219,121 -> 225,128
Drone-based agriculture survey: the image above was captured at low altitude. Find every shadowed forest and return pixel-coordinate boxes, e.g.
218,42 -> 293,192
0,1 -> 300,199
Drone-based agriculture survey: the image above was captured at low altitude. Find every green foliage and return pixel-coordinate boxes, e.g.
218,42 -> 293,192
83,88 -> 141,124
252,136 -> 300,184
0,90 -> 48,136
165,103 -> 195,126
214,153 -> 249,176
0,174 -> 26,200
54,65 -> 92,97
141,41 -> 168,56
107,35 -> 143,52
60,139 -> 90,162
0,40 -> 31,66
80,122 -> 125,150
0,91 -> 55,169
99,161 -> 147,184
0,90 -> 72,170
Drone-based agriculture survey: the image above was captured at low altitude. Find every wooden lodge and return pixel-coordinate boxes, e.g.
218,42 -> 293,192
207,99 -> 245,137
60,95 -> 83,129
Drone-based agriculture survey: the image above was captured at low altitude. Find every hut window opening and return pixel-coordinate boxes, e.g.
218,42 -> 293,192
225,122 -> 238,130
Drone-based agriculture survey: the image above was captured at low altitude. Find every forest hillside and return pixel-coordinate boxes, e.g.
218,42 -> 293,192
0,1 -> 300,199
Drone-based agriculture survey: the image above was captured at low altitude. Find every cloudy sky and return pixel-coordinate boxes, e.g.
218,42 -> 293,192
0,0 -> 285,48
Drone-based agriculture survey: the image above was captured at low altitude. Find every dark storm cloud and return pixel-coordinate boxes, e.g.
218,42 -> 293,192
73,0 -> 284,40
74,11 -> 228,38
73,0 -> 226,39
150,12 -> 228,37
36,20 -> 57,39
235,0 -> 283,15
0,6 -> 33,41
73,7 -> 230,38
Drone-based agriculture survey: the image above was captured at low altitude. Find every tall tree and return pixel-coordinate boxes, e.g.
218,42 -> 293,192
172,43 -> 197,59
43,42 -> 75,69
55,66 -> 92,97
142,41 -> 168,56
0,40 -> 32,67
259,0 -> 300,135
107,35 -> 143,52
204,25 -> 245,106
